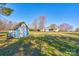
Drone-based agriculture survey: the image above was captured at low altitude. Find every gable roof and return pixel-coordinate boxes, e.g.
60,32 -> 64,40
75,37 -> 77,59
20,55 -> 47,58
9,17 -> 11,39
9,22 -> 28,30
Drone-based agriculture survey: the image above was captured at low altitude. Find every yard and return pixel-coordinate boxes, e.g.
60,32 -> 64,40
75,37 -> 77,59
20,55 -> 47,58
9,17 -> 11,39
0,32 -> 79,56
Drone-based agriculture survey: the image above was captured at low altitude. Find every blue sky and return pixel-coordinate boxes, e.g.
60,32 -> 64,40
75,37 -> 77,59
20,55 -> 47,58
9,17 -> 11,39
2,3 -> 79,28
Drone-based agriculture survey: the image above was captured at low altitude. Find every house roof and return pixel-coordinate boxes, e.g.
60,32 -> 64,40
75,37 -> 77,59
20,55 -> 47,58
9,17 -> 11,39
9,22 -> 28,30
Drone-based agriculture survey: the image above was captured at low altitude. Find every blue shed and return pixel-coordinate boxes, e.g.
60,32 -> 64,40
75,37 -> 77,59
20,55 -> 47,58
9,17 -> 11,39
8,22 -> 29,38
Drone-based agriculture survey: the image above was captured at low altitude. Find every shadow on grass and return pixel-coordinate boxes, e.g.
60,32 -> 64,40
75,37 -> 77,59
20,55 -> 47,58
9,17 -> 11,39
25,35 -> 79,56
0,42 -> 20,56
23,41 -> 46,56
0,34 -> 79,56
42,35 -> 79,56
0,38 -> 46,56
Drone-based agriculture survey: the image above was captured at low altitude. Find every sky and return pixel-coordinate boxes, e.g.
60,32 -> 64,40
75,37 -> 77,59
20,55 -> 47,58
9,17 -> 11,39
1,3 -> 79,28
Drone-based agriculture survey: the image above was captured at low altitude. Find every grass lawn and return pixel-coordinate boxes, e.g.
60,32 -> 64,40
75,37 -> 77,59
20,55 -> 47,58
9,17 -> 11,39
0,32 -> 79,56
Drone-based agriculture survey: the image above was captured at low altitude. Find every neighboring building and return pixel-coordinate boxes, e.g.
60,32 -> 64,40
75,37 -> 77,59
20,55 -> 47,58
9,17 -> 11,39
8,22 -> 29,38
45,27 -> 59,32
40,28 -> 45,32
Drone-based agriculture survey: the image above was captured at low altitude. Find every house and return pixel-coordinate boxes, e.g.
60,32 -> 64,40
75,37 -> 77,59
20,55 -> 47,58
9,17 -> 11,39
8,22 -> 29,38
45,27 -> 59,32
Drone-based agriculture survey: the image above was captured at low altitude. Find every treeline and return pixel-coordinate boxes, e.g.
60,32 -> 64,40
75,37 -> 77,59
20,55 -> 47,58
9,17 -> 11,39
49,23 -> 73,32
48,23 -> 79,32
0,3 -> 14,31
0,19 -> 79,32
29,23 -> 79,32
0,19 -> 17,31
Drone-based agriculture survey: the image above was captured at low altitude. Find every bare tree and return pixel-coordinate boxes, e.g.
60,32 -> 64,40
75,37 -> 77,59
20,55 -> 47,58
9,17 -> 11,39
0,19 -> 7,31
0,19 -> 17,31
75,28 -> 79,32
58,23 -> 73,32
0,3 -> 14,31
38,16 -> 45,31
49,24 -> 58,30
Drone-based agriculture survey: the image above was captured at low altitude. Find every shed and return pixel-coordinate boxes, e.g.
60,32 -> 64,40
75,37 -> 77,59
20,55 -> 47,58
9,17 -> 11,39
8,22 -> 29,38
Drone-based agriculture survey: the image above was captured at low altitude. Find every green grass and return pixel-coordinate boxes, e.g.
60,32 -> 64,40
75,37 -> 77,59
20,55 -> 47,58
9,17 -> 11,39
0,32 -> 79,56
